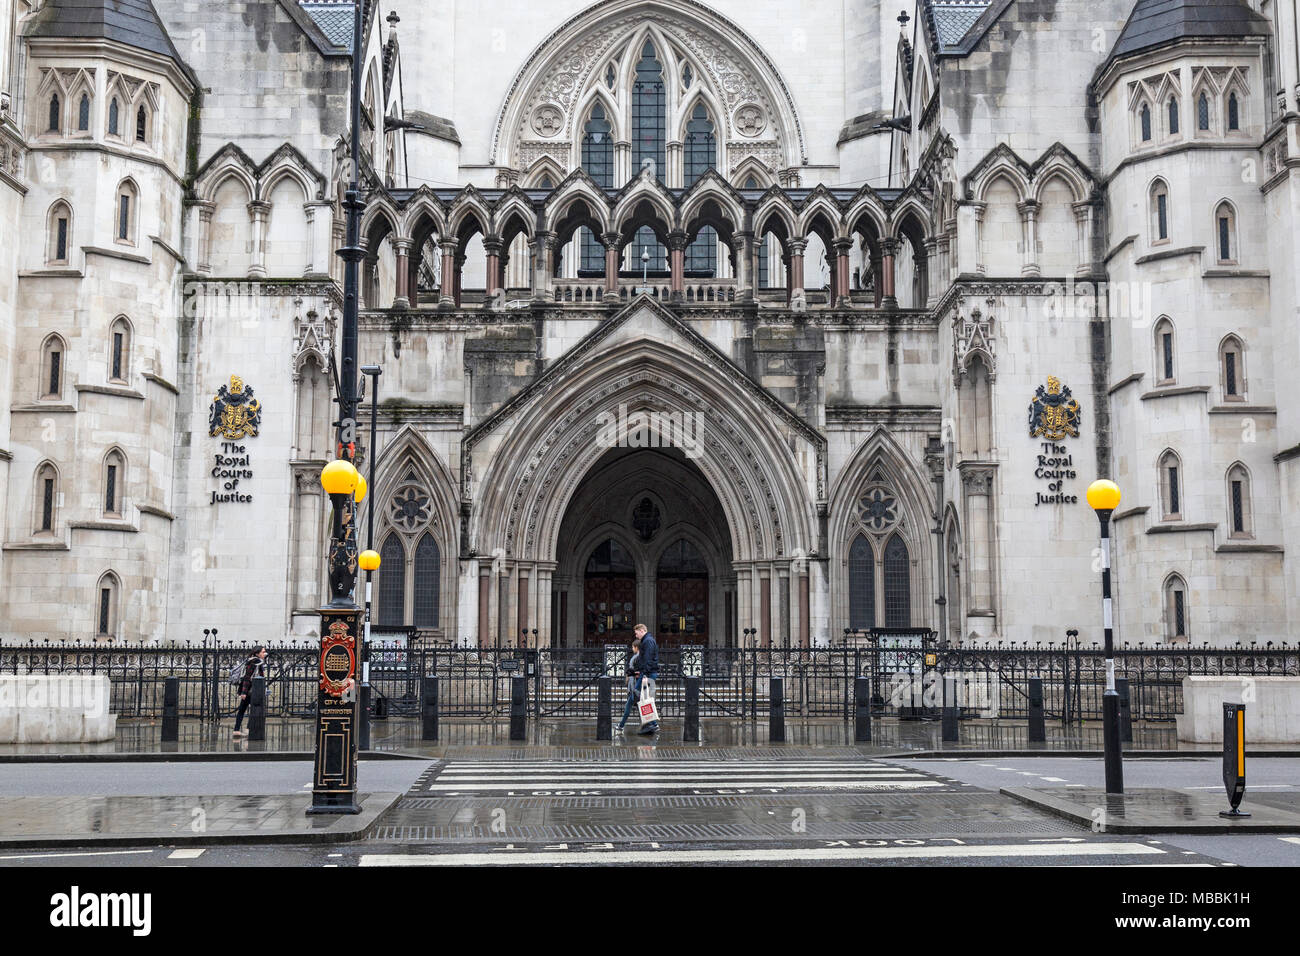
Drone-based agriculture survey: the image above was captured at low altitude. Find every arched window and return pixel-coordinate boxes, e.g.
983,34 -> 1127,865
103,449 -> 126,516
48,93 -> 61,132
683,103 -> 717,274
115,180 -> 138,243
96,572 -> 120,638
882,535 -> 911,627
1197,91 -> 1210,131
1167,96 -> 1179,135
1226,463 -> 1252,537
848,534 -> 875,630
1150,180 -> 1169,242
35,462 -> 58,534
40,334 -> 64,400
1215,201 -> 1236,264
135,104 -> 148,143
1139,102 -> 1152,142
47,201 -> 72,265
109,316 -> 131,383
1227,91 -> 1240,131
78,94 -> 90,131
631,41 -> 667,270
1220,335 -> 1245,400
377,532 -> 406,626
1158,449 -> 1182,521
107,97 -> 119,136
1163,573 -> 1189,641
1154,316 -> 1176,385
412,532 -> 441,627
579,104 -> 613,274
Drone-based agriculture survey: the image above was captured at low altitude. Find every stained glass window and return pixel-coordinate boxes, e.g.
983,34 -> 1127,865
683,104 -> 717,274
632,42 -> 667,271
848,535 -> 874,630
378,533 -> 405,626
580,105 -> 613,274
883,535 -> 910,627
413,532 -> 440,627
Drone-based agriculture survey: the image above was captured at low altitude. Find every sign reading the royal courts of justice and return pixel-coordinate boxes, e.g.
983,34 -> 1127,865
1028,375 -> 1082,507
208,374 -> 262,505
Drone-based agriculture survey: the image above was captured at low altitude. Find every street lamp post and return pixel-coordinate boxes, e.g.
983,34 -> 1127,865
1087,479 -> 1124,795
357,365 -> 382,750
310,0 -> 366,816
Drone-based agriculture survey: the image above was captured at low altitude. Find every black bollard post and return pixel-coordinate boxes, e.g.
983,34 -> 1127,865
1219,703 -> 1250,818
684,676 -> 700,742
1028,677 -> 1046,742
596,676 -> 612,740
769,676 -> 785,743
1117,677 -> 1133,743
421,675 -> 439,741
854,676 -> 872,742
359,682 -> 371,751
941,673 -> 958,742
248,675 -> 266,742
510,675 -> 527,740
161,676 -> 179,742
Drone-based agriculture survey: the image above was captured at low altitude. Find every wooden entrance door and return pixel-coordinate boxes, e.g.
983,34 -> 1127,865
583,538 -> 637,647
655,538 -> 709,647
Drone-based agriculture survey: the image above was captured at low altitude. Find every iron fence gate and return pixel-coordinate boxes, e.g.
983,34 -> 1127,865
2,638 -> 1296,722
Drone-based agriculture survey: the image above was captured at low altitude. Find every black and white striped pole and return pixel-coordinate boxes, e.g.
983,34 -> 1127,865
1087,479 -> 1124,795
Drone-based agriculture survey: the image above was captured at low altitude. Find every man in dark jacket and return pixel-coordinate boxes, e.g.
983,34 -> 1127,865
232,645 -> 268,737
632,624 -> 659,735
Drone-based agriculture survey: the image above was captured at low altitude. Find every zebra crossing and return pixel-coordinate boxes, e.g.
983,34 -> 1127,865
412,758 -> 966,795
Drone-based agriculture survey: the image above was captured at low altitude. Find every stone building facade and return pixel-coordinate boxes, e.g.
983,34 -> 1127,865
0,0 -> 1296,647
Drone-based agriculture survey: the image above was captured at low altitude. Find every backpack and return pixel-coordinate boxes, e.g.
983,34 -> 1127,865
227,660 -> 247,687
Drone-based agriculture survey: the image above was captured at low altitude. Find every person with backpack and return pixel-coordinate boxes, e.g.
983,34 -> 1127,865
614,637 -> 642,736
231,646 -> 268,737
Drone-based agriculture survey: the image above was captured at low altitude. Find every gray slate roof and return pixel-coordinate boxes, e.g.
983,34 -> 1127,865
1107,0 -> 1272,64
300,1 -> 357,50
929,1 -> 992,47
26,0 -> 186,65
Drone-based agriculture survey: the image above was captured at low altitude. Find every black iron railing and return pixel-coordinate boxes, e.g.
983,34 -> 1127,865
1,637 -> 1295,722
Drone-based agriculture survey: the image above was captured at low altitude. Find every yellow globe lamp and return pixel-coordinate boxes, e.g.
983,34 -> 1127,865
320,459 -> 359,496
354,474 -> 367,503
1086,479 -> 1121,513
358,549 -> 381,572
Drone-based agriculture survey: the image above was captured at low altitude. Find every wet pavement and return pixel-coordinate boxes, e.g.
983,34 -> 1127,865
1002,787 -> 1300,833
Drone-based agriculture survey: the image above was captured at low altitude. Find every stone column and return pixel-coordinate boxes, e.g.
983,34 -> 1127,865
760,571 -> 772,647
936,233 -> 952,293
832,237 -> 853,307
332,218 -> 346,285
665,141 -> 682,187
960,464 -> 998,630
478,569 -> 491,648
1072,200 -> 1093,277
879,237 -> 898,309
303,200 -> 333,279
924,237 -> 939,308
787,238 -> 806,307
482,234 -> 503,306
963,201 -> 986,276
615,141 -> 632,183
438,238 -> 457,309
602,231 -> 622,301
733,231 -> 753,302
247,200 -> 270,278
531,230 -> 554,303
392,237 -> 411,309
668,230 -> 688,301
453,254 -> 465,307
1017,199 -> 1040,277
194,201 -> 215,275
798,570 -> 810,647
870,250 -> 883,308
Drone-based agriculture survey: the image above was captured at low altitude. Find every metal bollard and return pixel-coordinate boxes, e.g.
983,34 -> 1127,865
769,676 -> 785,743
1117,677 -> 1133,743
1027,677 -> 1046,742
941,673 -> 958,742
421,675 -> 439,741
684,676 -> 700,742
161,676 -> 179,742
359,683 -> 371,751
854,676 -> 872,742
596,676 -> 612,740
248,675 -> 266,742
1219,703 -> 1249,818
510,676 -> 527,740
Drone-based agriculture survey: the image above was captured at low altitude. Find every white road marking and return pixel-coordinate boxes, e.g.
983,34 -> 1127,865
1040,777 -> 1068,782
167,849 -> 205,860
359,842 -> 1173,866
427,780 -> 945,792
1280,837 -> 1300,845
0,849 -> 155,861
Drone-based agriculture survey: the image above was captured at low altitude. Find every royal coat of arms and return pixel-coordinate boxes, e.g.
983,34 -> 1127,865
1028,375 -> 1081,440
209,375 -> 262,440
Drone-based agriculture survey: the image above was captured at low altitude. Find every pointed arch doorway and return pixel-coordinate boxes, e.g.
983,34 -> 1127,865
582,538 -> 637,646
655,538 -> 709,646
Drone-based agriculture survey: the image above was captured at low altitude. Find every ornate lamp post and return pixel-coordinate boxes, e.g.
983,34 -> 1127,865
310,0 -> 367,816
357,364 -> 382,749
1086,478 -> 1124,795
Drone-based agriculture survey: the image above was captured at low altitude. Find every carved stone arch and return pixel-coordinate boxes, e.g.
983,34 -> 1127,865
731,155 -> 774,187
491,0 -> 806,169
523,156 -> 568,189
611,175 -> 679,238
491,189 -> 539,240
1029,150 -> 1092,205
886,194 -> 933,241
547,169 -> 615,230
447,189 -> 492,240
679,171 -> 743,237
965,147 -> 1030,204
257,144 -> 327,202
674,84 -> 726,146
797,190 -> 844,242
194,145 -> 257,203
399,190 -> 447,239
569,84 -> 626,169
360,194 -> 402,243
371,426 -> 459,570
844,188 -> 888,243
752,189 -> 796,241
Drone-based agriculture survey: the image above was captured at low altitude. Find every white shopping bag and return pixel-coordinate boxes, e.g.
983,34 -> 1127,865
638,680 -> 660,726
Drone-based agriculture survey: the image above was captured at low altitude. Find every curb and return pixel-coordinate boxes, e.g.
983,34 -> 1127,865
0,791 -> 405,850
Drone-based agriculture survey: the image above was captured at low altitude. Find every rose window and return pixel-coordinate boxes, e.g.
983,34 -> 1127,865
856,487 -> 898,532
390,484 -> 431,531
